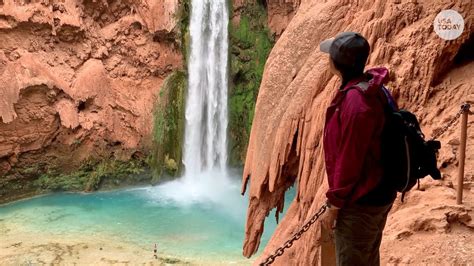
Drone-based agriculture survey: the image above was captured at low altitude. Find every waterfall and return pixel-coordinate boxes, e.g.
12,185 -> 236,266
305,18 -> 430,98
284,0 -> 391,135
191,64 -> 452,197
150,0 -> 233,206
183,0 -> 229,175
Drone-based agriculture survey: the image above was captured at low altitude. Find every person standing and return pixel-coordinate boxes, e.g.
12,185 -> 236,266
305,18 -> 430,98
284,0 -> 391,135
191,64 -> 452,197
319,32 -> 398,266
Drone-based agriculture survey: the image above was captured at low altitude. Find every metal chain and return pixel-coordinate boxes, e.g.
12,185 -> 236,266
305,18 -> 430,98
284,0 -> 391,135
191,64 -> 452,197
430,103 -> 471,141
259,204 -> 328,266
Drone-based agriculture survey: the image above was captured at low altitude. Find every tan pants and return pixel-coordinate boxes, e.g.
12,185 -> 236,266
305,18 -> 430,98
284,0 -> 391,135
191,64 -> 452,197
334,203 -> 392,266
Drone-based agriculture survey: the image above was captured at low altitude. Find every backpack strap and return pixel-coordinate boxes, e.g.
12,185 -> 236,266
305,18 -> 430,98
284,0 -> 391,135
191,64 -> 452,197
380,85 -> 399,111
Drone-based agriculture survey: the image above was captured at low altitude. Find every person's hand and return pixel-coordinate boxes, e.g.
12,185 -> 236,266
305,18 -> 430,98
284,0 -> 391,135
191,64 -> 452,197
321,207 -> 339,230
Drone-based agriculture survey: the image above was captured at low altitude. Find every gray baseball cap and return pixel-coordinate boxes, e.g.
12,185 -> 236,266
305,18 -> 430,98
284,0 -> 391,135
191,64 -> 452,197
320,32 -> 370,67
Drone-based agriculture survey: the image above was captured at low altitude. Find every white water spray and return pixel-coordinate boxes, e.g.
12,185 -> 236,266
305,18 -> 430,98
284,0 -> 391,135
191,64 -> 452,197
183,0 -> 229,175
147,0 -> 237,207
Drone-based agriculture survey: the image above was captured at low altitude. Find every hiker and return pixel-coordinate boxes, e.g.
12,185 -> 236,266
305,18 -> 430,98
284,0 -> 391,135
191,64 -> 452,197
319,32 -> 398,266
153,243 -> 158,259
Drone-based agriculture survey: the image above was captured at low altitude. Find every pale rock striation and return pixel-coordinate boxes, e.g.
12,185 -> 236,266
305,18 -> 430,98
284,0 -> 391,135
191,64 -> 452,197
241,0 -> 473,264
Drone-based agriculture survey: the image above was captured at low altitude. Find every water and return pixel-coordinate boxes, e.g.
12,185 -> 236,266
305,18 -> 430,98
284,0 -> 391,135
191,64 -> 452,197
184,0 -> 229,174
0,180 -> 295,263
1,1 -> 270,263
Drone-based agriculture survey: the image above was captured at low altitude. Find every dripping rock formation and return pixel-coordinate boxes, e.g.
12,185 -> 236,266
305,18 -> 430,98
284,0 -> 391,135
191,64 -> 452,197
242,0 -> 473,264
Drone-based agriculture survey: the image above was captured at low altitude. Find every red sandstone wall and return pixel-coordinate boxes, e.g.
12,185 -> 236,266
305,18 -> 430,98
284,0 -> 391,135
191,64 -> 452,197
0,0 -> 182,175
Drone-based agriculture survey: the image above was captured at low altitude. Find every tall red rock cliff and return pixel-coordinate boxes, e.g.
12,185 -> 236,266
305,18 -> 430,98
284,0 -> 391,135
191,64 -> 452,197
242,0 -> 473,264
0,1 -> 182,180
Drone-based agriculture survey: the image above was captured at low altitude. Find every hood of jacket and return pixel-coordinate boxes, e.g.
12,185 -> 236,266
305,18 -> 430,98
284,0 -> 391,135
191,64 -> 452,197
340,67 -> 389,96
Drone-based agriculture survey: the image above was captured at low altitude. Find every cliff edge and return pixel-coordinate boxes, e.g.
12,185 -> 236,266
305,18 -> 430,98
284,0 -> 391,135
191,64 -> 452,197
242,0 -> 473,264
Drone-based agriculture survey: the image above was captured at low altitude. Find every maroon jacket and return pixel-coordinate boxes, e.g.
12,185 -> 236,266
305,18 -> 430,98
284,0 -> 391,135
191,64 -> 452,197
323,67 -> 390,208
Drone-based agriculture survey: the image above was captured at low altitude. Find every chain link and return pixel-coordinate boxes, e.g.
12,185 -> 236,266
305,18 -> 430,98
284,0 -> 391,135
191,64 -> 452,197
259,204 -> 328,266
430,103 -> 470,141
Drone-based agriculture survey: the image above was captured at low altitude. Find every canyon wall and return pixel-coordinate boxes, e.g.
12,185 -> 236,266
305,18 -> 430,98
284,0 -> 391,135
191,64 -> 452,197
0,0 -> 183,200
242,0 -> 473,264
229,0 -> 274,165
229,0 -> 299,165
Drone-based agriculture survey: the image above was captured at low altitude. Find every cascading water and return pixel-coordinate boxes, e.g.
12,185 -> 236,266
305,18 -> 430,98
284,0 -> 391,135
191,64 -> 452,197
0,2 -> 293,263
149,0 -> 235,206
184,0 -> 229,175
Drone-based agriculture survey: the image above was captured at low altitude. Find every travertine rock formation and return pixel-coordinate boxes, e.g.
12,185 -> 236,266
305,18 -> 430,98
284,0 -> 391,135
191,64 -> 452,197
0,0 -> 182,176
241,0 -> 473,264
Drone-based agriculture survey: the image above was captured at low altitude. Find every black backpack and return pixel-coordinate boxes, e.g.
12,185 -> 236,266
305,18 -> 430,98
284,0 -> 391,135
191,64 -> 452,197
379,86 -> 442,201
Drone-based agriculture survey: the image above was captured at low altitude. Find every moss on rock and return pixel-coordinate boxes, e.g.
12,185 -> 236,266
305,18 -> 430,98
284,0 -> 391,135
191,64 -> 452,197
150,70 -> 187,180
147,0 -> 189,181
228,1 -> 274,165
177,0 -> 191,62
32,158 -> 148,193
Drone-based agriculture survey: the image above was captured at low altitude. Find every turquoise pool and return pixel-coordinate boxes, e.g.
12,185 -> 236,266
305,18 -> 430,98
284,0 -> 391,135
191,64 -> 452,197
0,173 -> 295,264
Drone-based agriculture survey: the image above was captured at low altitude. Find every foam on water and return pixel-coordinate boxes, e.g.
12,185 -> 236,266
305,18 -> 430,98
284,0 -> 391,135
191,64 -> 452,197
144,169 -> 246,221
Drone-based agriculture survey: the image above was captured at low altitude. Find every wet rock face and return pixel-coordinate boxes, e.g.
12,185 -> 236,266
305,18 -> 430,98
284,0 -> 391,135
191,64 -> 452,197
241,0 -> 473,264
0,1 -> 182,176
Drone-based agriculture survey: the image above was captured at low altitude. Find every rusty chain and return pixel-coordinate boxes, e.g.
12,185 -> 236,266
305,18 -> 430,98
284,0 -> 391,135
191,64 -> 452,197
259,204 -> 328,266
430,103 -> 471,141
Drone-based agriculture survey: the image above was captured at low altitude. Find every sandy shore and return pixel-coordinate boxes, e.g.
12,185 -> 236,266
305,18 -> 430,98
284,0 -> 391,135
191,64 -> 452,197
0,220 -> 251,265
0,226 -> 184,265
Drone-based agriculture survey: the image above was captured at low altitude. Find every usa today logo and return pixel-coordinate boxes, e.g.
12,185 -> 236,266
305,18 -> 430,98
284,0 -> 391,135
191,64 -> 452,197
433,10 -> 464,40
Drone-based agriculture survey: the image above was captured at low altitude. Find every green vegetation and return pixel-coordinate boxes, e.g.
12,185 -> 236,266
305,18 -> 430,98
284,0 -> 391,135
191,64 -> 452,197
150,71 -> 187,179
147,0 -> 189,181
33,159 -> 147,192
228,2 -> 274,165
177,0 -> 191,62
